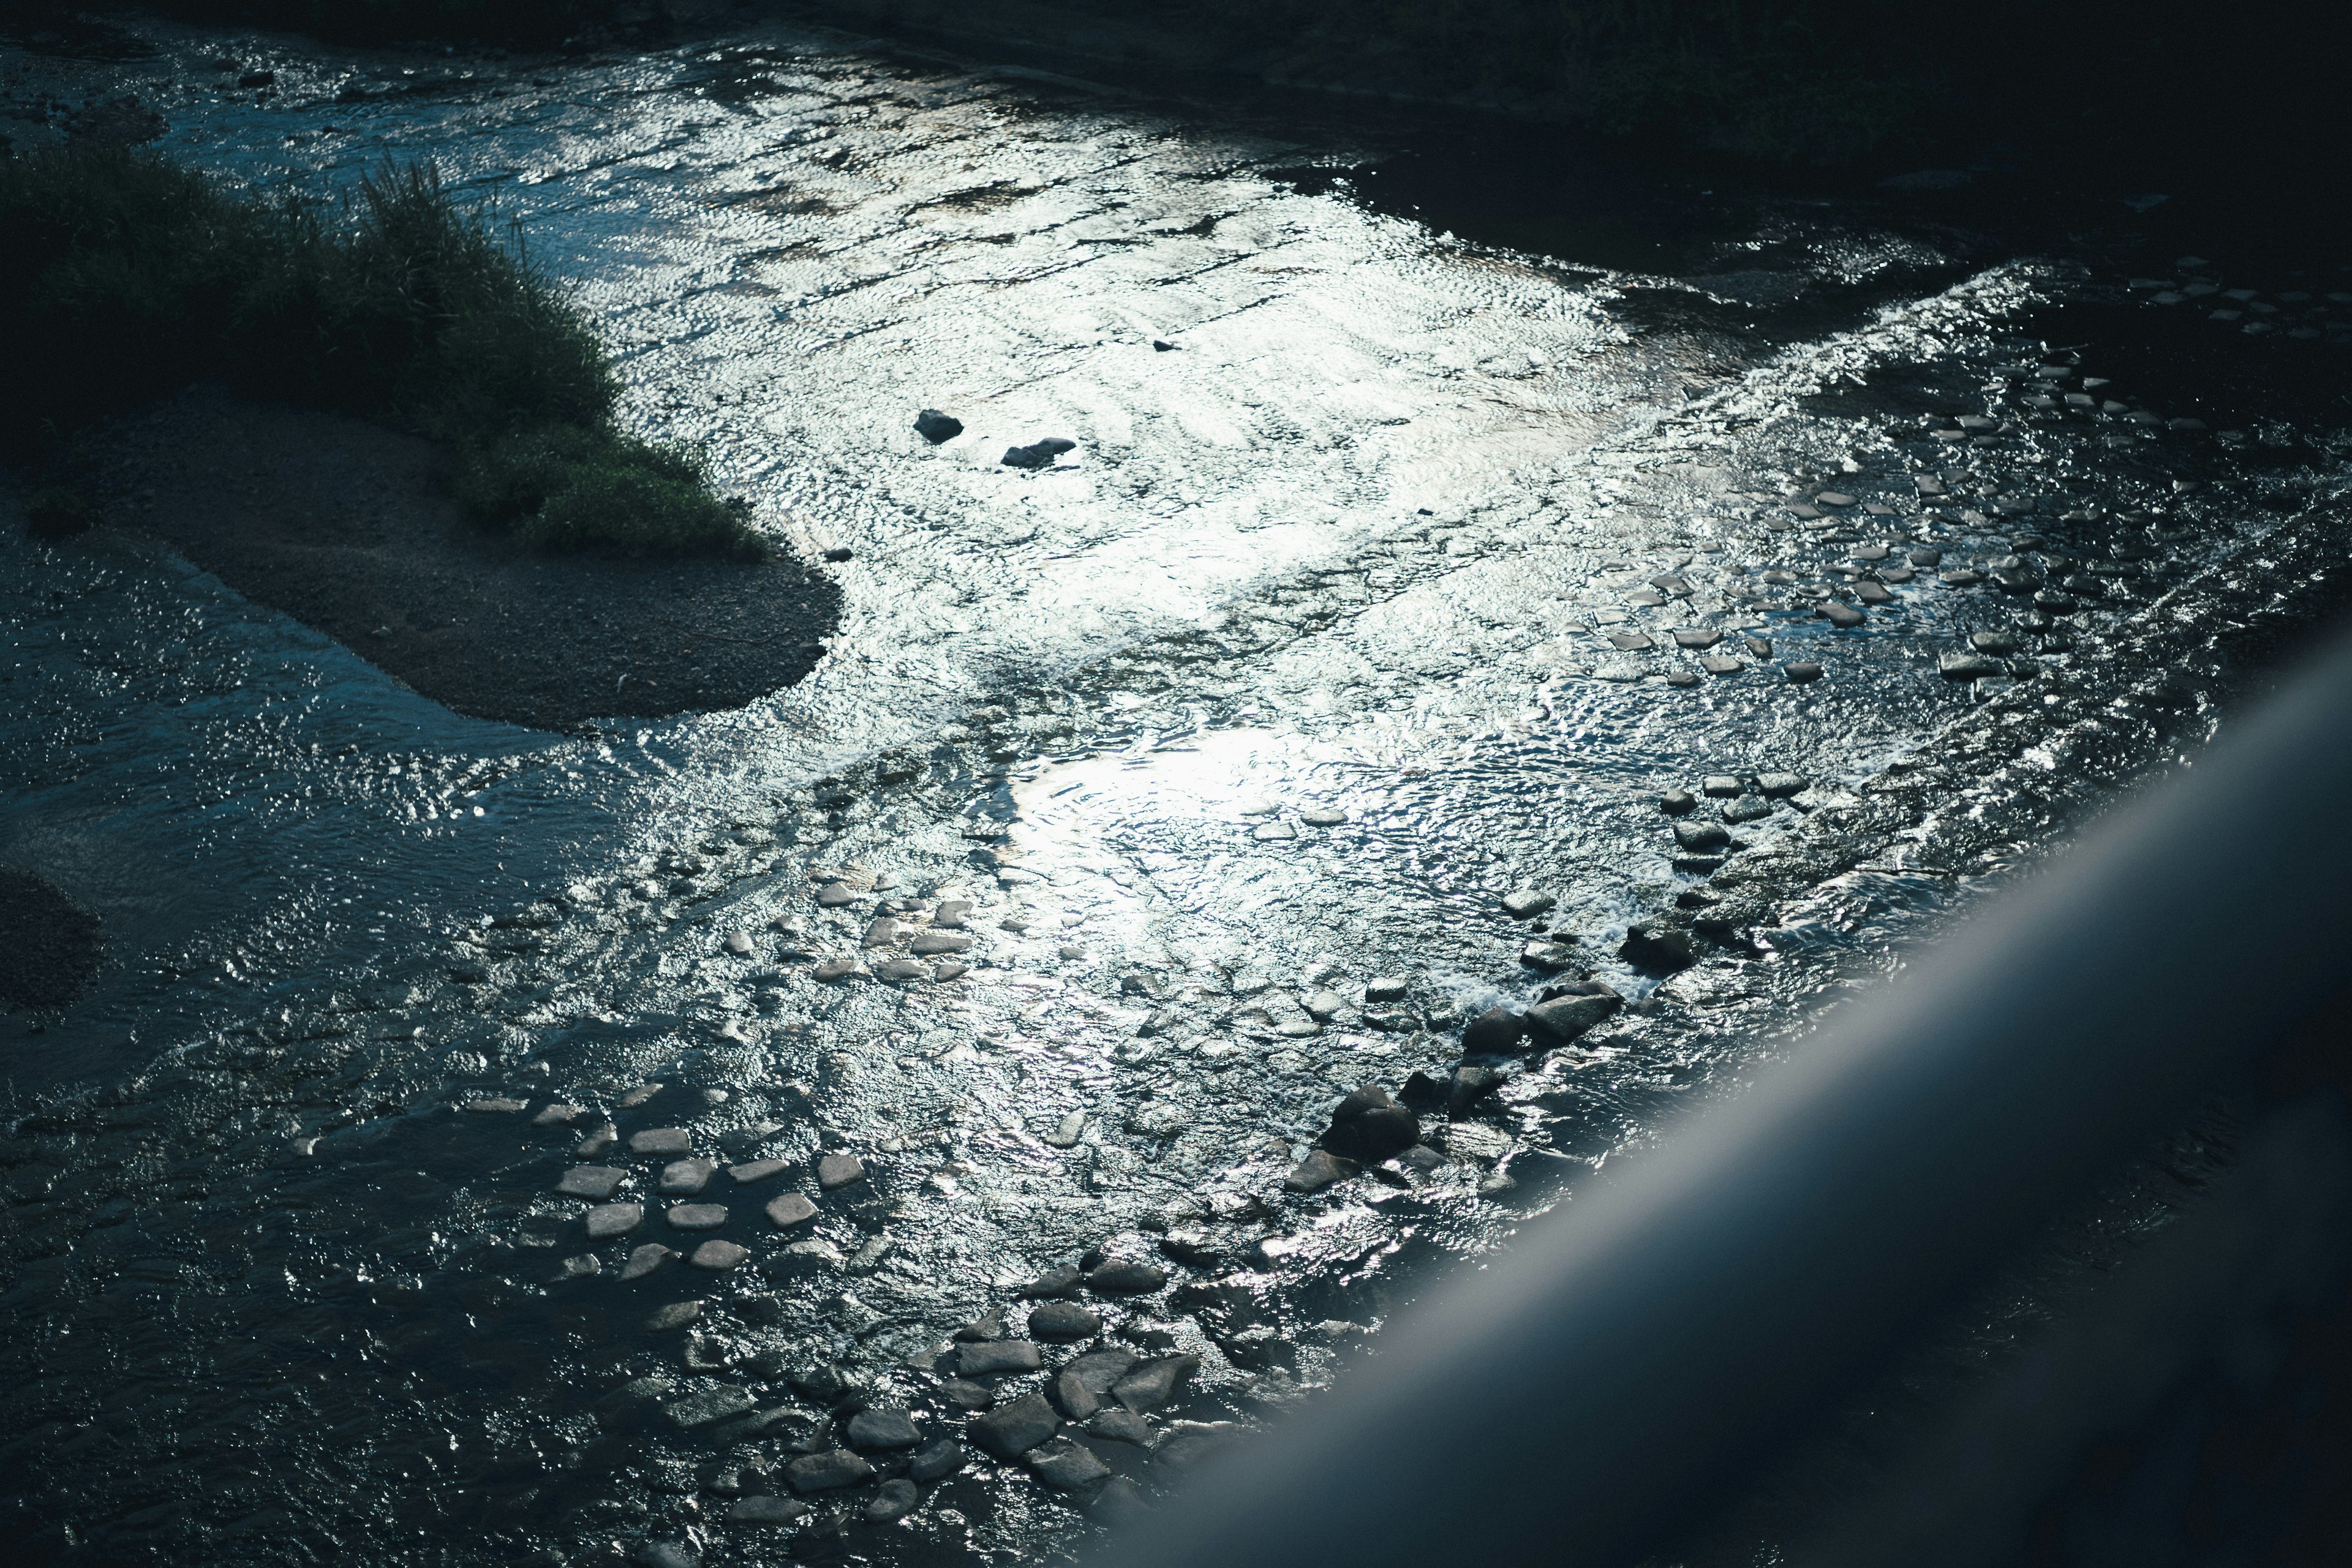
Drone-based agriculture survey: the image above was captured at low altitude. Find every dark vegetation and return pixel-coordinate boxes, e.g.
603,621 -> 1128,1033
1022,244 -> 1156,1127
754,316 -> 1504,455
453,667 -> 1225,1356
0,143 -> 764,558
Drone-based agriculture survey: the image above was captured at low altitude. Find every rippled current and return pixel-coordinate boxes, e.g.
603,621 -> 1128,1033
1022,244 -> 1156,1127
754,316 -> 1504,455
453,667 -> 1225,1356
2,12 -> 2347,1567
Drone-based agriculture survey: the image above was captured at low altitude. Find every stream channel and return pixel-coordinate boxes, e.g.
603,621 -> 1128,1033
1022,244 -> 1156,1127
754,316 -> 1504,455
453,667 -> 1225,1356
2,10 -> 2350,1566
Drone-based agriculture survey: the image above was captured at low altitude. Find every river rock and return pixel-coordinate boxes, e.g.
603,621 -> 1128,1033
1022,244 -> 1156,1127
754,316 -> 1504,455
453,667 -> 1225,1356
1283,1149 -> 1355,1194
1093,1474 -> 1153,1525
587,1203 -> 645,1240
846,1408 -> 922,1449
1112,1355 -> 1199,1413
1660,789 -> 1697,815
1672,821 -> 1731,852
1030,1438 -> 1114,1491
1524,992 -> 1621,1043
1002,437 -> 1076,469
1319,1084 -> 1419,1161
630,1128 -> 692,1157
1091,1408 -> 1155,1446
909,1436 -> 966,1481
1461,1005 -> 1529,1054
559,1166 -> 627,1199
728,1495 -> 810,1527
1722,794 -> 1773,824
659,1158 -> 717,1195
1621,921 -> 1698,973
1672,628 -> 1723,649
1939,652 -> 2008,679
668,1204 -> 728,1231
1020,1264 -> 1084,1298
766,1192 -> 818,1228
575,1124 -> 619,1158
1500,889 -> 1556,919
970,1392 -> 1059,1458
1520,940 -> 1580,973
787,1450 -> 875,1492
910,932 -> 971,956
1757,772 -> 1805,796
1785,662 -> 1824,682
1053,1368 -> 1102,1420
620,1244 -> 673,1281
633,1542 -> 699,1568
729,1158 -> 789,1185
1817,601 -> 1866,628
666,1385 -> 755,1429
1087,1261 -> 1169,1296
690,1240 -> 749,1270
865,1477 -> 921,1523
914,409 -> 963,443
1030,1301 -> 1102,1341
816,1153 -> 865,1190
959,1340 -> 1043,1376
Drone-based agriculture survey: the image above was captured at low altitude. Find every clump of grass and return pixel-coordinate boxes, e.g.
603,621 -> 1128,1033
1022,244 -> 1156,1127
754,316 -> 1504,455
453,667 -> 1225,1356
0,143 -> 763,559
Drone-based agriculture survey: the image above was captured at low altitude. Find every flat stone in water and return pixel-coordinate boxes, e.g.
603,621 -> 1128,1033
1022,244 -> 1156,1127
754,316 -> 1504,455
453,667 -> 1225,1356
630,1128 -> 692,1157
647,1300 -> 705,1330
1939,652 -> 2009,679
1757,773 -> 1805,796
1524,993 -> 1620,1043
1112,1355 -> 1199,1412
846,1408 -> 923,1449
1302,807 -> 1348,826
1520,940 -> 1580,973
813,957 -> 858,982
1283,1149 -> 1354,1193
1093,1475 -> 1153,1525
1785,662 -> 1825,683
1087,1261 -> 1169,1296
1660,789 -> 1697,815
1817,601 -> 1866,628
909,1436 -> 967,1481
909,932 -> 971,955
1672,628 -> 1722,649
1054,1368 -> 1102,1420
729,1158 -> 789,1185
862,916 -> 899,949
1030,1438 -> 1114,1491
633,1543 -> 700,1568
970,1392 -> 1059,1459
575,1124 -> 619,1158
1044,1112 -> 1086,1148
787,1450 -> 876,1492
668,1203 -> 728,1231
1020,1264 -> 1084,1298
558,1166 -> 627,1200
816,1153 -> 866,1191
659,1158 -> 717,1196
958,1340 -> 1042,1376
554,1253 -> 601,1282
665,1385 -> 755,1429
1501,889 -> 1555,919
1090,1408 -> 1155,1447
587,1203 -> 644,1240
690,1240 -> 749,1270
1251,821 -> 1297,842
1722,794 -> 1773,824
766,1192 -> 818,1228
866,1477 -> 920,1523
620,1244 -> 673,1281
816,882 -> 857,908
728,1496 -> 810,1526
941,1379 -> 993,1412
1672,821 -> 1731,851
876,958 -> 931,982
1607,631 -> 1654,650
1029,1301 -> 1102,1341
463,1098 -> 528,1114
1702,775 -> 1741,797
532,1102 -> 584,1126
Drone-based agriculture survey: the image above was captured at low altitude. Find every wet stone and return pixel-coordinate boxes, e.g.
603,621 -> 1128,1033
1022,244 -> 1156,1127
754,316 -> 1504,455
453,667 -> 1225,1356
971,1392 -> 1061,1459
1672,821 -> 1731,852
1088,1262 -> 1169,1296
1054,1368 -> 1102,1420
554,1253 -> 601,1282
666,1385 -> 756,1430
1660,790 -> 1698,816
587,1204 -> 645,1240
1501,889 -> 1556,919
1785,662 -> 1825,682
725,930 -> 755,956
941,1380 -> 994,1412
464,1098 -> 529,1114
1818,601 -> 1866,628
1044,1113 -> 1087,1148
1093,1475 -> 1153,1525
668,1204 -> 729,1231
1112,1355 -> 1199,1413
1461,1005 -> 1529,1054
620,1245 -> 673,1282
691,1240 -> 750,1271
729,1159 -> 789,1185
876,958 -> 932,982
1030,1301 -> 1102,1341
634,1543 -> 701,1568
1621,922 -> 1698,974
1302,807 -> 1349,826
1970,631 -> 2023,655
1021,1264 -> 1084,1298
1665,668 -> 1702,688
630,1128 -> 692,1158
1672,628 -> 1723,649
959,1340 -> 1044,1376
1722,794 -> 1773,824
660,1158 -> 718,1196
1252,821 -> 1297,843
1700,655 -> 1745,675
1939,652 -> 2009,679
909,1436 -> 967,1482
846,1408 -> 922,1450
1365,976 -> 1410,1002
914,408 -> 963,443
1702,775 -> 1741,797
1322,1084 -> 1419,1161
910,932 -> 971,956
1030,1438 -> 1114,1491
1757,772 -> 1805,797
766,1192 -> 818,1229
816,882 -> 858,908
1524,993 -> 1620,1043
862,916 -> 899,949
575,1124 -> 619,1158
1284,1150 -> 1354,1193
816,1153 -> 866,1191
787,1450 -> 876,1493
648,1300 -> 706,1331
532,1102 -> 584,1126
866,1478 -> 921,1523
1090,1409 -> 1155,1447
729,1496 -> 810,1527
1521,940 -> 1580,972
1607,631 -> 1654,650
559,1166 -> 627,1200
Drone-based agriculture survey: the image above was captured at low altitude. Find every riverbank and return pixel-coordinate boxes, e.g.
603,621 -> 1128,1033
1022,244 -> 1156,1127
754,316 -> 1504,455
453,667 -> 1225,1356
79,385 -> 839,729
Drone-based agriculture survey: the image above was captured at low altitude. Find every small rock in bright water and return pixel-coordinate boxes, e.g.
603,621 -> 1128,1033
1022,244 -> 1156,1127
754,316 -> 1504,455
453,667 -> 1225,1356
1817,601 -> 1865,628
630,1128 -> 692,1157
618,1084 -> 663,1109
1044,1112 -> 1086,1148
1302,807 -> 1348,826
764,1191 -> 818,1228
1252,821 -> 1297,842
729,1158 -> 789,1185
1029,1438 -> 1114,1491
1093,1474 -> 1153,1524
1087,1261 -> 1168,1296
941,1380 -> 993,1412
846,1408 -> 923,1449
816,1152 -> 865,1191
910,1436 -> 967,1480
787,1449 -> 876,1492
725,930 -> 754,955
1500,889 -> 1555,919
532,1102 -> 584,1126
647,1300 -> 705,1331
1283,1149 -> 1354,1193
690,1240 -> 750,1270
914,409 -> 963,443
958,1340 -> 1043,1376
619,1244 -> 673,1281
665,1384 -> 755,1429
816,882 -> 858,908
633,1542 -> 701,1568
1785,662 -> 1825,682
463,1098 -> 528,1114
1757,772 -> 1806,796
1029,1300 -> 1102,1341
553,1253 -> 601,1281
970,1392 -> 1059,1458
586,1204 -> 644,1240
1723,794 -> 1773,824
866,1477 -> 921,1523
727,1495 -> 809,1526
668,1203 -> 728,1231
1091,1408 -> 1155,1446
1660,789 -> 1697,815
558,1166 -> 626,1199
575,1124 -> 619,1158
1020,1264 -> 1084,1298
1111,1355 -> 1199,1412
658,1158 -> 717,1195
876,957 -> 932,981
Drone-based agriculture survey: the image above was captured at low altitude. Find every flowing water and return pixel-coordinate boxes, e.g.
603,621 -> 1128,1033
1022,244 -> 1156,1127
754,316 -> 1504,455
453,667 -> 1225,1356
2,12 -> 2348,1566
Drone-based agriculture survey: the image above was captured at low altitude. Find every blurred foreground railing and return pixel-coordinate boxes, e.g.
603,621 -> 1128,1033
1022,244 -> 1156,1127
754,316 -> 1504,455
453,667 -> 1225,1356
1094,625 -> 2352,1568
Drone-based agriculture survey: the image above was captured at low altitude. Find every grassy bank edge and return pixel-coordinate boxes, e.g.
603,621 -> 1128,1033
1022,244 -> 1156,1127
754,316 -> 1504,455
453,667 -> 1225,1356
2,142 -> 765,560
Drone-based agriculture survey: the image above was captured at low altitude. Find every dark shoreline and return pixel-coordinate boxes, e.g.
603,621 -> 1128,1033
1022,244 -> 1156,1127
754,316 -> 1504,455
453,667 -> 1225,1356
81,385 -> 841,731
